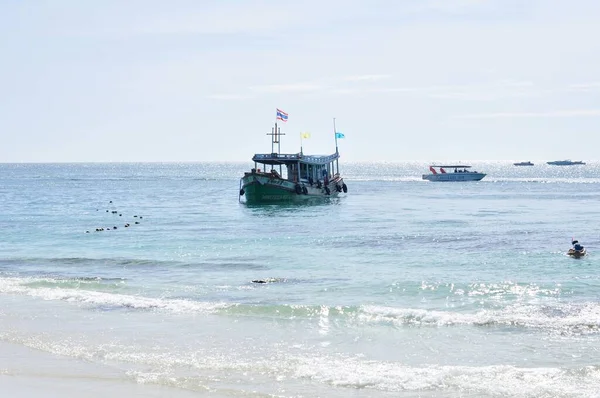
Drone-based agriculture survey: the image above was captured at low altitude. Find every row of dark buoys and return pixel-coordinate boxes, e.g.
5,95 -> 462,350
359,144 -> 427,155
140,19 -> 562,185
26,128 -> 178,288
86,201 -> 144,233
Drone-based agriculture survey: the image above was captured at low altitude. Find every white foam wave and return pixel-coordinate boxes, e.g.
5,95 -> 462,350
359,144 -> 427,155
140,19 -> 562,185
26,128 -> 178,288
3,331 -> 599,397
294,356 -> 600,396
0,277 -> 232,314
2,277 -> 600,334
359,304 -> 600,333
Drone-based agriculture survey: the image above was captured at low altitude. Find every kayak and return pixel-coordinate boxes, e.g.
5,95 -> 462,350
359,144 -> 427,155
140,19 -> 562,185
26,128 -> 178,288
568,248 -> 586,258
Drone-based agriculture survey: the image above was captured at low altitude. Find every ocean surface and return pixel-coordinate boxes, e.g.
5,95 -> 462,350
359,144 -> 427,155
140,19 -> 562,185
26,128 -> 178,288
1,161 -> 600,397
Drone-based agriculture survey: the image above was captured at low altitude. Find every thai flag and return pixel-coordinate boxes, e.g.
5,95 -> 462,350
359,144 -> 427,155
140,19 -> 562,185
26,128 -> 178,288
276,108 -> 288,122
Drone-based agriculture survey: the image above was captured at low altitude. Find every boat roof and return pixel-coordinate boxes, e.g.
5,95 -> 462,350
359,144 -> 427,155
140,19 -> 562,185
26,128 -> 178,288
253,152 -> 339,165
430,165 -> 471,168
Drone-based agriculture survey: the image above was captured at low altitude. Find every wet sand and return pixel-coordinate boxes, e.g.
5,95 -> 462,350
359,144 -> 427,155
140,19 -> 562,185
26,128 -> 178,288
0,341 -> 202,398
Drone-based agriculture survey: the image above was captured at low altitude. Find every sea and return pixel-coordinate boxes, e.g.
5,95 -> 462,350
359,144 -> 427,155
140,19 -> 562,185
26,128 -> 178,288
1,162 -> 600,397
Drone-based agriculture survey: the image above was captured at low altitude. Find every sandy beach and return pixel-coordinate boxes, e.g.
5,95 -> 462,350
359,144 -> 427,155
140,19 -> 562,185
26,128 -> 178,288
0,341 -> 201,398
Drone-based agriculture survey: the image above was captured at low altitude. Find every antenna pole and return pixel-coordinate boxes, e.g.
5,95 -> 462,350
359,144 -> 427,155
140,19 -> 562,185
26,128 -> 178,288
333,118 -> 337,150
333,118 -> 340,175
271,124 -> 275,153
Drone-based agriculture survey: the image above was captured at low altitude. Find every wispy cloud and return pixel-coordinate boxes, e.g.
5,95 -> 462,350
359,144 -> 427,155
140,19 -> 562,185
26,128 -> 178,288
248,83 -> 324,93
60,5 -> 298,38
342,74 -> 391,82
425,0 -> 495,14
206,94 -> 252,100
330,88 -> 362,95
428,89 -> 551,101
371,80 -> 539,100
248,74 -> 392,94
455,109 -> 600,119
567,82 -> 600,91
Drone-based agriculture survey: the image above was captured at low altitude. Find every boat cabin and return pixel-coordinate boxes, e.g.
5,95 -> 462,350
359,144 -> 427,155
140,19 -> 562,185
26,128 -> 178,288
428,165 -> 479,174
250,152 -> 340,186
244,119 -> 342,186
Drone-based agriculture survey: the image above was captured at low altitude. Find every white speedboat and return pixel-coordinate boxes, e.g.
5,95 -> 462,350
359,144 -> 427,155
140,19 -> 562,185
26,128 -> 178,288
546,160 -> 585,166
422,165 -> 486,182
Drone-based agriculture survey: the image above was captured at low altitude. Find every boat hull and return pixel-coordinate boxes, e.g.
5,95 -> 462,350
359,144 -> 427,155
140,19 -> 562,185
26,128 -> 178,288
240,173 -> 345,204
568,248 -> 586,258
422,173 -> 486,182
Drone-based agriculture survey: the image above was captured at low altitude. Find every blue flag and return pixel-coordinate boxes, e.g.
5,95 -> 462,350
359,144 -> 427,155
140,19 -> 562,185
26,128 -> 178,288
335,132 -> 345,139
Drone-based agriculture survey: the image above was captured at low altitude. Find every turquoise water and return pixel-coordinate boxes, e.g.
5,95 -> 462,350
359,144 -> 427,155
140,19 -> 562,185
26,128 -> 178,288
1,162 -> 600,396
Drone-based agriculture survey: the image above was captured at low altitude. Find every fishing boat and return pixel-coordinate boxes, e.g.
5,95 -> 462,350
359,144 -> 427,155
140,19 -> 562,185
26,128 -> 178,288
239,114 -> 347,204
422,165 -> 486,182
546,160 -> 586,166
513,161 -> 534,166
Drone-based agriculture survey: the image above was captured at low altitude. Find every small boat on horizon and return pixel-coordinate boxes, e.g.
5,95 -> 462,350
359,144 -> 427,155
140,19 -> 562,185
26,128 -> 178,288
513,161 -> 534,166
239,112 -> 347,203
422,165 -> 486,182
546,160 -> 586,166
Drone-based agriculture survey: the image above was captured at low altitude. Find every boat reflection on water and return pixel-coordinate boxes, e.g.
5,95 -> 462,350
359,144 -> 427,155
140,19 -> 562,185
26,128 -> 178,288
243,197 -> 342,214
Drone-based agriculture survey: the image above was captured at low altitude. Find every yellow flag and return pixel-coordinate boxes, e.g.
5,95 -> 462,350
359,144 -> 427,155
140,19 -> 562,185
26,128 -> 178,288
301,132 -> 311,139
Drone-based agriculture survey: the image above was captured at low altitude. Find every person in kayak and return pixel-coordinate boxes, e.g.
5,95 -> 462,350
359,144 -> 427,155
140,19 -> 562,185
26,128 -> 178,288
572,240 -> 584,251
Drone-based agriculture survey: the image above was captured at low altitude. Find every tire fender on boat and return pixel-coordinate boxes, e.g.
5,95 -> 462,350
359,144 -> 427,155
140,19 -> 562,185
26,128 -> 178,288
295,184 -> 302,195
342,183 -> 348,193
302,186 -> 308,195
239,188 -> 245,196
324,186 -> 330,195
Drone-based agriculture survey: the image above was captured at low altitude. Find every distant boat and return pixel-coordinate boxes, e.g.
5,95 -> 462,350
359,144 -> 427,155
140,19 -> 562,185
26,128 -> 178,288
513,161 -> 534,166
422,165 -> 486,182
546,160 -> 586,166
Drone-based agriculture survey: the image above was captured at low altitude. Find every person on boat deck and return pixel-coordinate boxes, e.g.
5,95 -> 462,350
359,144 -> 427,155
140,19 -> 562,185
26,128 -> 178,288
572,240 -> 584,251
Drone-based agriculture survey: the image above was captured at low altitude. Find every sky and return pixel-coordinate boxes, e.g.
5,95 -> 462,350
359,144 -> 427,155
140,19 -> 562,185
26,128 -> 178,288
1,0 -> 600,162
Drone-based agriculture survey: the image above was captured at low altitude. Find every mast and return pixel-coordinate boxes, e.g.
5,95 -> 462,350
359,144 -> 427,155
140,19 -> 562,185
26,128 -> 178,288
333,117 -> 339,175
267,121 -> 284,155
266,116 -> 285,175
271,122 -> 276,154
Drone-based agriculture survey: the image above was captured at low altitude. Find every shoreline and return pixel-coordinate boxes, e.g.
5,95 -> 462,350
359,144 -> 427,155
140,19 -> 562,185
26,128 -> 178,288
0,341 -> 200,398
